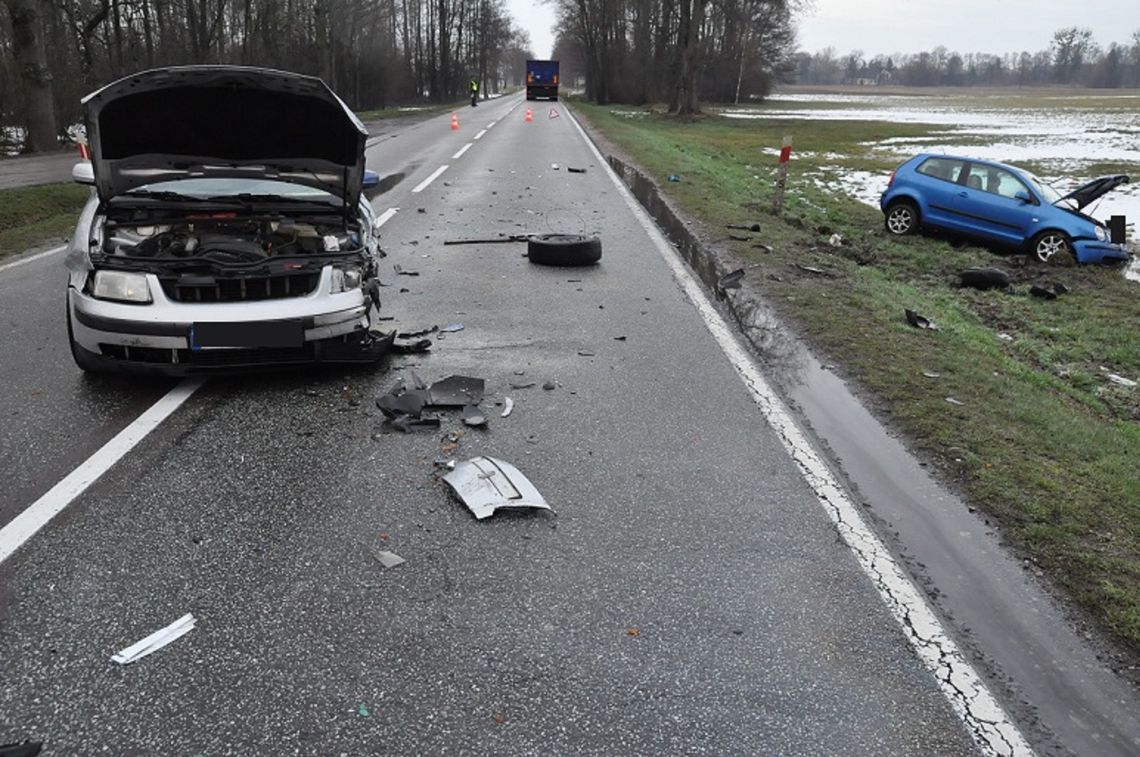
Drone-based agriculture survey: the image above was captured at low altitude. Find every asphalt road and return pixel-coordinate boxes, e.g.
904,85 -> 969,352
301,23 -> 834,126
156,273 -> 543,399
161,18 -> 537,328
1,95 -> 1001,755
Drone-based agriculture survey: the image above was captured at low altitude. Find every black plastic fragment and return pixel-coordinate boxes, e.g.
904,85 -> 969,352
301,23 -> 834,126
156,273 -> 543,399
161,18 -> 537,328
391,339 -> 432,354
389,415 -> 442,433
0,742 -> 43,757
905,309 -> 939,330
718,268 -> 745,290
376,390 -> 428,419
398,325 -> 438,339
1029,285 -> 1057,300
959,267 -> 1011,290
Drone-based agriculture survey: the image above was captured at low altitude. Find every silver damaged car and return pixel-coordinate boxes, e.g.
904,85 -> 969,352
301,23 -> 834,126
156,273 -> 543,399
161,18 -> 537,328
66,65 -> 393,374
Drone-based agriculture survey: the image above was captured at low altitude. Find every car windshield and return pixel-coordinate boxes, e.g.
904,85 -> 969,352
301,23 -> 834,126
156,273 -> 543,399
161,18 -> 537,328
126,178 -> 338,204
1022,172 -> 1064,204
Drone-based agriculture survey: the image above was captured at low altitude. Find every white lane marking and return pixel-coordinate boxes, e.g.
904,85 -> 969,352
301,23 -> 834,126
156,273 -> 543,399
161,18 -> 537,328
0,379 -> 204,566
452,143 -> 473,159
0,244 -> 67,275
487,122 -> 496,129
375,208 -> 399,227
566,108 -> 1034,757
411,165 -> 448,194
474,129 -> 487,141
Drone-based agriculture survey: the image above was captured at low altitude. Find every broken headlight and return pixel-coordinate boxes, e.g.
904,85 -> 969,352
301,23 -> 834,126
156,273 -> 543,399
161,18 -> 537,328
1095,225 -> 1108,242
91,270 -> 152,303
330,266 -> 363,293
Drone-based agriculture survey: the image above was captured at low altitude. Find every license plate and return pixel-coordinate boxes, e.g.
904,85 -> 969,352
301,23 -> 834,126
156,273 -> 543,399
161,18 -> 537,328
190,320 -> 304,350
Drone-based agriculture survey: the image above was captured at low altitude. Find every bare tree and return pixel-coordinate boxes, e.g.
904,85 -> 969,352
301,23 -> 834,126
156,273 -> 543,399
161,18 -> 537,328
4,0 -> 58,152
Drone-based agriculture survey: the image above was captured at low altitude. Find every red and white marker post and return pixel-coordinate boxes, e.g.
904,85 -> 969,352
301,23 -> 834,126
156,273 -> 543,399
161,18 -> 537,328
772,135 -> 793,215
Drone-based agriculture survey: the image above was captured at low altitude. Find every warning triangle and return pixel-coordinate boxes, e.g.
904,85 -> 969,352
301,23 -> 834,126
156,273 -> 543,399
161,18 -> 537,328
549,108 -> 560,119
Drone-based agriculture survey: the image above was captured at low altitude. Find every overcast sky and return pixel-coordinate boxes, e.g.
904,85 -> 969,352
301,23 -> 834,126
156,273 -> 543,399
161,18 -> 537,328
506,0 -> 1140,61
796,0 -> 1140,57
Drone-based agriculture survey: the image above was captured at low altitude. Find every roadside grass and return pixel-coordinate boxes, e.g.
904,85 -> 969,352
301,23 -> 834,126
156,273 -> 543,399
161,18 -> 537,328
575,101 -> 1140,653
0,183 -> 89,263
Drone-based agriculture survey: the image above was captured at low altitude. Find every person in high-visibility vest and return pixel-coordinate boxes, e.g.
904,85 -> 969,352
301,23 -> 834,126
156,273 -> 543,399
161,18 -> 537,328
469,78 -> 479,107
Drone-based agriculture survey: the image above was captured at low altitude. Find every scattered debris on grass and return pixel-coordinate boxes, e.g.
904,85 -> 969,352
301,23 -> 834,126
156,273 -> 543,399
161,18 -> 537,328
112,613 -> 196,665
795,263 -> 835,277
1029,284 -> 1058,300
667,174 -> 681,182
726,223 -> 761,232
442,456 -> 553,520
718,268 -> 745,291
905,309 -> 939,330
828,233 -> 843,247
959,267 -> 1011,291
922,371 -> 941,379
945,397 -> 965,406
1106,373 -> 1137,388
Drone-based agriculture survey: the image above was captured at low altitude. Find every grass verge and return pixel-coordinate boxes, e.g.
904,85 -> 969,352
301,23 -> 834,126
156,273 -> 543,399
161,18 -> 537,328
574,100 -> 1140,655
0,183 -> 89,263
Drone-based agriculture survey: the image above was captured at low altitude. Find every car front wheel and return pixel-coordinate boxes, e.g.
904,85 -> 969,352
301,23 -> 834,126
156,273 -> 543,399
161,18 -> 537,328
1027,231 -> 1073,264
885,201 -> 919,236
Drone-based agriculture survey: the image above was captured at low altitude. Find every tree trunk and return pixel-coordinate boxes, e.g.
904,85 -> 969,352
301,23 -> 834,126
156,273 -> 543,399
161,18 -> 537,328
4,0 -> 59,153
671,0 -> 706,115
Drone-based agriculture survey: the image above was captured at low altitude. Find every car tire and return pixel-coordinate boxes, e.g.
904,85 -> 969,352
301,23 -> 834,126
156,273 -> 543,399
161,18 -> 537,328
527,234 -> 602,266
67,297 -> 104,373
884,200 -> 920,236
1027,231 -> 1074,265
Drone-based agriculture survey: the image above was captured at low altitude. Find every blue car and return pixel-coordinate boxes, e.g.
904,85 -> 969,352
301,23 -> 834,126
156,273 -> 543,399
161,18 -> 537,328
880,154 -> 1130,265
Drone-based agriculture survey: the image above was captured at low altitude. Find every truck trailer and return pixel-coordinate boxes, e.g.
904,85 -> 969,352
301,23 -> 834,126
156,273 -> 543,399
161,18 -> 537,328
526,60 -> 559,101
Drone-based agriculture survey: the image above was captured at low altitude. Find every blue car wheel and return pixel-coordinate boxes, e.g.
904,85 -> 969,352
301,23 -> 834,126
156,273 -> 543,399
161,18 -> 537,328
885,200 -> 919,236
1028,230 -> 1074,265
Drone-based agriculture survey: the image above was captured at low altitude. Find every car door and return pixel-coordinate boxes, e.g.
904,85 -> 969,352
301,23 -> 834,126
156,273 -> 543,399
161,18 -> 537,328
952,163 -> 1036,245
911,157 -> 970,232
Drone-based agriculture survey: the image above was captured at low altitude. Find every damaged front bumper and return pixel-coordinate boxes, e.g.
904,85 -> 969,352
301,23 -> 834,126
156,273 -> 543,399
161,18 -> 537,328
68,268 -> 392,375
1073,239 -> 1132,265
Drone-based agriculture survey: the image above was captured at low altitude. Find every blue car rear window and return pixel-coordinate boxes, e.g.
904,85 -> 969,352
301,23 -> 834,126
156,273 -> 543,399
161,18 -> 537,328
916,158 -> 966,183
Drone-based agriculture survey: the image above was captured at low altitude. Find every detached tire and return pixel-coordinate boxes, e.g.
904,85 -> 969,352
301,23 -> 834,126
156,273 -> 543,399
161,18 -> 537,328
527,234 -> 602,267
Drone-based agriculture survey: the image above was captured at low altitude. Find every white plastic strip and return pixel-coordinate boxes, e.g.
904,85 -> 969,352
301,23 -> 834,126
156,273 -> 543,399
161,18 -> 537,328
411,165 -> 448,193
565,107 -> 1033,757
111,613 -> 196,664
0,244 -> 67,274
0,379 -> 204,565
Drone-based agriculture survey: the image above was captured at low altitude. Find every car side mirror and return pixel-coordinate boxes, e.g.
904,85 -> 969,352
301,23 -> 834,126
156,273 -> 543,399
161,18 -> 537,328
362,169 -> 380,190
72,162 -> 95,185
1013,190 -> 1033,204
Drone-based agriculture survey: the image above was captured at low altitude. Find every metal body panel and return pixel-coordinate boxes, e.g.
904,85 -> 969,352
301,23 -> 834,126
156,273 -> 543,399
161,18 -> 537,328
443,457 -> 553,520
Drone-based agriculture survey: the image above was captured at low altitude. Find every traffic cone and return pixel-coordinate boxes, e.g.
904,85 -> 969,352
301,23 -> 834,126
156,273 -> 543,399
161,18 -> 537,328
524,108 -> 533,123
451,112 -> 460,130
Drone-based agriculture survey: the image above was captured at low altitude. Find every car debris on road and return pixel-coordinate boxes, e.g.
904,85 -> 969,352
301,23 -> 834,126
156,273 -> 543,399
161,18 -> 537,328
442,456 -> 553,520
111,613 -> 196,665
905,309 -> 939,330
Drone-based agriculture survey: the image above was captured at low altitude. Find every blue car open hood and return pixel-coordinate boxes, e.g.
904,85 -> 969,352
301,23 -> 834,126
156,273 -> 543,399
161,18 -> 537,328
81,66 -> 368,207
1056,175 -> 1129,210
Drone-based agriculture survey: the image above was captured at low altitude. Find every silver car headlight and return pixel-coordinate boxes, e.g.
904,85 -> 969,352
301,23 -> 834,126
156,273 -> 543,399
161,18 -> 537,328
330,267 -> 363,293
92,270 -> 152,303
1094,225 -> 1108,242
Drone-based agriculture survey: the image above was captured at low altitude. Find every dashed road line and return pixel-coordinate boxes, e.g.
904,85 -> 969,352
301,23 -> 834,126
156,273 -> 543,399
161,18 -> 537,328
566,107 -> 1034,757
452,143 -> 473,159
411,165 -> 448,194
0,379 -> 204,566
0,244 -> 67,275
474,129 -> 487,140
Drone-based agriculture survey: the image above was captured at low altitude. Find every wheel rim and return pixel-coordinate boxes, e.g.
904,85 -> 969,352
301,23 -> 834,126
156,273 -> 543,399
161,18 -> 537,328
887,207 -> 913,234
1035,234 -> 1067,262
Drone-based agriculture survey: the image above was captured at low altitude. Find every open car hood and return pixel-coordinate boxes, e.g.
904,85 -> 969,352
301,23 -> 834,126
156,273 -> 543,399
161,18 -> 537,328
82,66 -> 367,206
1055,175 -> 1130,210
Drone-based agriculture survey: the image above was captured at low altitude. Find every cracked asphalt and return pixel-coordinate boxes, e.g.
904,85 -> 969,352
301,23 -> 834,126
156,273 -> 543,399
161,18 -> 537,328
0,95 -> 986,755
